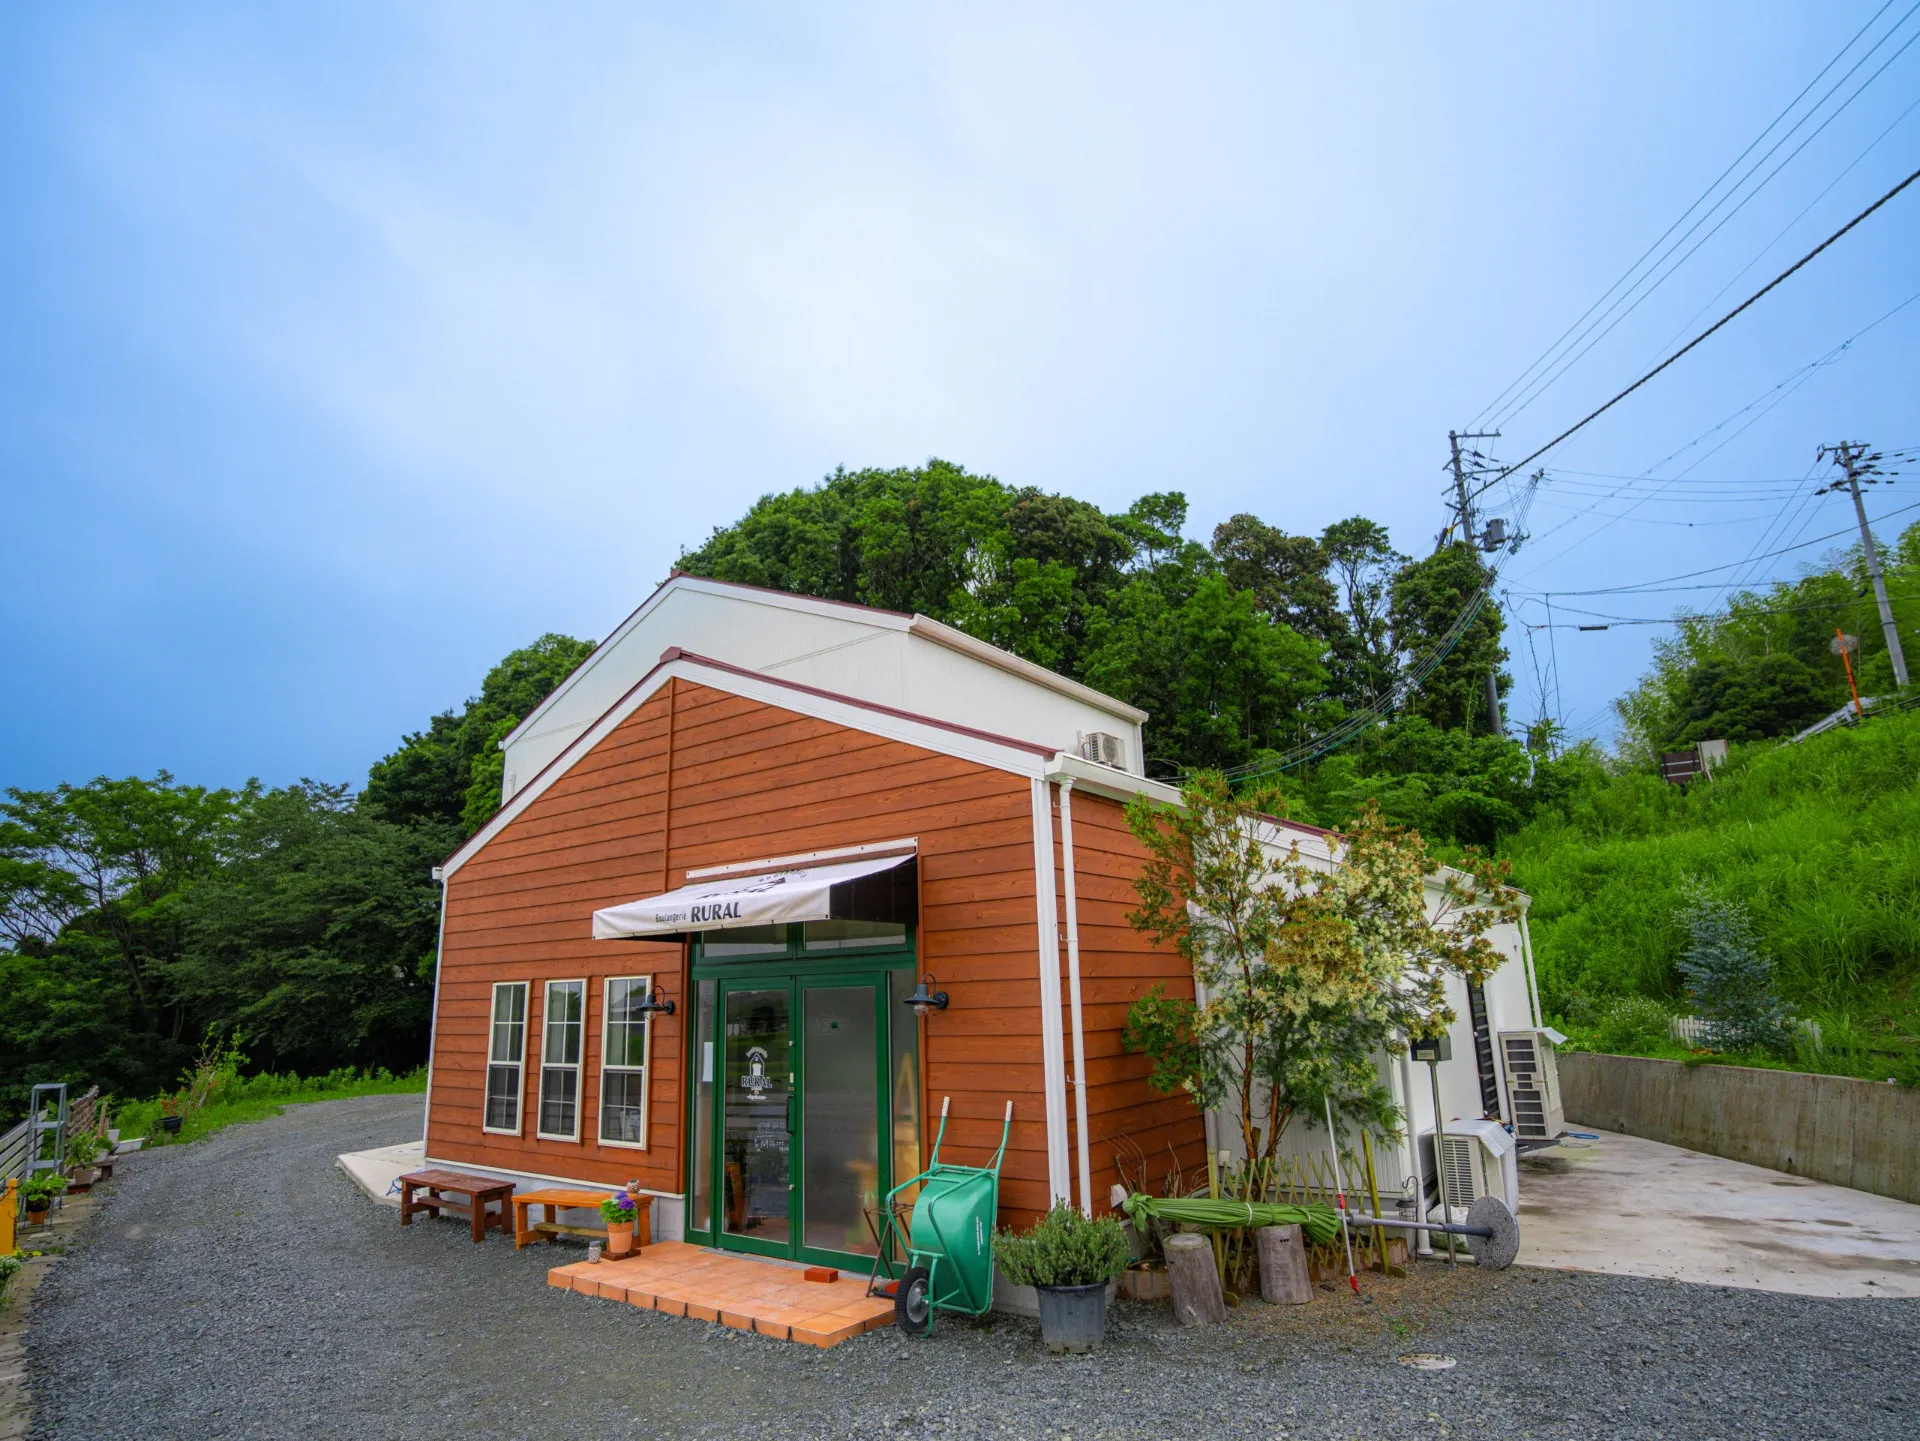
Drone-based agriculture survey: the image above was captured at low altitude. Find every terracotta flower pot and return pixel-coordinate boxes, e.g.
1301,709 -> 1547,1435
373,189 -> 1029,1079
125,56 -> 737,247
606,1221 -> 635,1258
26,1208 -> 48,1227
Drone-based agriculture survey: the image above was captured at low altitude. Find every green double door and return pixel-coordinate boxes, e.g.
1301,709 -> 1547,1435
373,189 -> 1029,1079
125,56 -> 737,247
687,962 -> 919,1269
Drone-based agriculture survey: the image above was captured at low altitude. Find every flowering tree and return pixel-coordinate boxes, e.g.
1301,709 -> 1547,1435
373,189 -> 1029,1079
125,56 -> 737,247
1122,773 -> 1521,1167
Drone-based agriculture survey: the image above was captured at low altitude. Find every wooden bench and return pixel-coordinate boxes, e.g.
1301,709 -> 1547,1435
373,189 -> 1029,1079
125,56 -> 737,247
398,1169 -> 515,1243
514,1188 -> 653,1251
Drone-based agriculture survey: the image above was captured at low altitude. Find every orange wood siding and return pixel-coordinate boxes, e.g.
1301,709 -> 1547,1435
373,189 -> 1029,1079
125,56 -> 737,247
1055,789 -> 1208,1209
426,676 -> 1206,1227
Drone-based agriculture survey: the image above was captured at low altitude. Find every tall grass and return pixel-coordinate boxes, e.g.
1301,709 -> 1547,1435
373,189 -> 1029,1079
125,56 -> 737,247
1502,708 -> 1920,1075
115,1066 -> 426,1147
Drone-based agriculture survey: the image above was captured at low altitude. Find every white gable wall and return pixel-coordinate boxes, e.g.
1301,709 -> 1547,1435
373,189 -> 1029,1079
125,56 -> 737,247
499,577 -> 1148,801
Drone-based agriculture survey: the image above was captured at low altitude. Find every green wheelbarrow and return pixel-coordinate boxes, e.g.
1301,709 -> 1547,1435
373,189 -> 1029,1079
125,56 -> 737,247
869,1096 -> 1013,1336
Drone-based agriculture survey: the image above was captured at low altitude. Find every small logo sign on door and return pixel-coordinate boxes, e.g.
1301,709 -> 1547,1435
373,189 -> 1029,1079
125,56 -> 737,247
742,1045 -> 775,1099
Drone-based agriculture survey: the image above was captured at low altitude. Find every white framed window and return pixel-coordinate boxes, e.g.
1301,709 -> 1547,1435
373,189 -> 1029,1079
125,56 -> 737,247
598,975 -> 654,1149
483,982 -> 528,1135
537,979 -> 586,1141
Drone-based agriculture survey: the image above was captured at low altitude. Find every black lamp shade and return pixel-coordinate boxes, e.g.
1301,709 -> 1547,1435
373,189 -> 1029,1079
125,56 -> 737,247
633,988 -> 676,1017
903,975 -> 949,1013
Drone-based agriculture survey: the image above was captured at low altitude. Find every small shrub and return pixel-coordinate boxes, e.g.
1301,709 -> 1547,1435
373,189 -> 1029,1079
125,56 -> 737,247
992,1203 -> 1132,1289
0,1253 -> 21,1301
1589,995 -> 1674,1054
1675,885 -> 1794,1054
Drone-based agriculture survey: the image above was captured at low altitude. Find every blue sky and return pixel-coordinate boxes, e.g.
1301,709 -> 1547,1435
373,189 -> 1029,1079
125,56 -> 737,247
4,3 -> 1917,793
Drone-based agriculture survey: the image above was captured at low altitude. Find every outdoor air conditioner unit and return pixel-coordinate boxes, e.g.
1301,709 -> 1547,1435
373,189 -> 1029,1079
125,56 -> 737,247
1498,1029 -> 1566,1144
1077,731 -> 1126,770
1432,1119 -> 1517,1212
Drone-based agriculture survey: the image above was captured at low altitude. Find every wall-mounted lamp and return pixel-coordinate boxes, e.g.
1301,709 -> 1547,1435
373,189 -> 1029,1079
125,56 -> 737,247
632,988 -> 676,1018
903,974 -> 949,1014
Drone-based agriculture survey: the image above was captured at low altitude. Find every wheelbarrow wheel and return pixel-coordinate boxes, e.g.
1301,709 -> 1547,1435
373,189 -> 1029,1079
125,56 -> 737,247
895,1265 -> 933,1337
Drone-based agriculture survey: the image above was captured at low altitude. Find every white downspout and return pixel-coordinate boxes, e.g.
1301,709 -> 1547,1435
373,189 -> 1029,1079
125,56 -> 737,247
1398,1047 -> 1431,1256
1057,779 -> 1093,1216
1519,907 -> 1545,1030
1029,777 -> 1072,1206
421,866 -> 450,1151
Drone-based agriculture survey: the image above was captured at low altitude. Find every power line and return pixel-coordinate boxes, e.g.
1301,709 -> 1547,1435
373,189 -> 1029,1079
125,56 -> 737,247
1484,10 -> 1920,432
1466,0 -> 1914,433
1510,499 -> 1920,595
1482,163 -> 1920,489
1500,284 -> 1920,588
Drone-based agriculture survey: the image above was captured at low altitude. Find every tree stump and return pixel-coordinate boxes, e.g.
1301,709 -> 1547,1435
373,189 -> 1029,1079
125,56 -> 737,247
1164,1232 -> 1226,1326
1256,1224 -> 1312,1305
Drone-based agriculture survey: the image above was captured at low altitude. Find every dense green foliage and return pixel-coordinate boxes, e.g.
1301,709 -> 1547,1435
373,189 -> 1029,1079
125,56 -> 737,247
114,1064 -> 426,1149
678,460 -> 1474,776
2,635 -> 587,1119
1615,523 -> 1920,762
992,1201 -> 1133,1288
1502,706 -> 1920,1074
7,460 -> 1914,1125
362,632 -> 597,833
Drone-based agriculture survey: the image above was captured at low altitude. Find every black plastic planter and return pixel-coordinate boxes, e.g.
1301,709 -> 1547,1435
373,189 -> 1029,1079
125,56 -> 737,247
1035,1282 -> 1108,1353
161,1115 -> 183,1135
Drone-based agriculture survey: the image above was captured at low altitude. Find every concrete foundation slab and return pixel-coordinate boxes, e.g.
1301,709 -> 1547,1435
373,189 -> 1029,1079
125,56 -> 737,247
1517,1127 -> 1920,1298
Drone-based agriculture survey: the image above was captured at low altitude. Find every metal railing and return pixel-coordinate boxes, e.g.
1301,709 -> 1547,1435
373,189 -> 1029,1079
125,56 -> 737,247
3,1086 -> 101,1189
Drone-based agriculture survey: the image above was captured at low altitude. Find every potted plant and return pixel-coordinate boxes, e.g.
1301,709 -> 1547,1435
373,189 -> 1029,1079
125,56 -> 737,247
21,1173 -> 68,1227
159,1097 -> 183,1135
65,1130 -> 105,1191
599,1189 -> 640,1258
992,1202 -> 1132,1353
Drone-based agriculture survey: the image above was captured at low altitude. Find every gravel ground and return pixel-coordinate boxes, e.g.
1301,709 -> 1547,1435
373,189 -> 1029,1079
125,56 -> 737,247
25,1094 -> 1919,1440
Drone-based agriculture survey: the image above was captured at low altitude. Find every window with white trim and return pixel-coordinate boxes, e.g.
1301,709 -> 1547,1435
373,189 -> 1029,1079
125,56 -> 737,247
598,975 -> 653,1148
537,979 -> 586,1140
483,982 -> 528,1134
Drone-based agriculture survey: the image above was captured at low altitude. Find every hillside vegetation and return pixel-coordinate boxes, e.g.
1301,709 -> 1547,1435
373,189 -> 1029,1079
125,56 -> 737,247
1506,706 -> 1920,1077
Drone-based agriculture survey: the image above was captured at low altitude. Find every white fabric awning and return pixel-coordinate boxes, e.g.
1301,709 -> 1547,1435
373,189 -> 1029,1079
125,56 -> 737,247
591,853 -> 914,940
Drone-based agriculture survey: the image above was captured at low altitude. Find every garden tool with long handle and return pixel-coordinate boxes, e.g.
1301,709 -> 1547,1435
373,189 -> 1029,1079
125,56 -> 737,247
1322,1096 -> 1365,1300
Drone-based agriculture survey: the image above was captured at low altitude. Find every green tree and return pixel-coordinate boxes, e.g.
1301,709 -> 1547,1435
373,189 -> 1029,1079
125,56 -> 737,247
1321,516 -> 1407,704
0,774 -> 248,1109
1674,884 -> 1794,1054
1211,514 -> 1344,647
1121,775 -> 1521,1164
362,632 -> 596,836
168,783 -> 456,1076
1389,543 -> 1508,734
1083,569 -> 1330,774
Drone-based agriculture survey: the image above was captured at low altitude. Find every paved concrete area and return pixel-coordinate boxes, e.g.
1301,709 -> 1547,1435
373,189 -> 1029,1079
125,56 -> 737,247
335,1138 -> 423,1207
1517,1127 -> 1920,1297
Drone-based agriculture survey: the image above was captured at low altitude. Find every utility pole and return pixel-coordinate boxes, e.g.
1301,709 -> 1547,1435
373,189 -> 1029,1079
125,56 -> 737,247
1818,441 -> 1908,690
1446,429 -> 1506,735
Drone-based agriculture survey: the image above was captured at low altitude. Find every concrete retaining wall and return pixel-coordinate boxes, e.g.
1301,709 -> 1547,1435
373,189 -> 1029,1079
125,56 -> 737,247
1560,1051 -> 1920,1205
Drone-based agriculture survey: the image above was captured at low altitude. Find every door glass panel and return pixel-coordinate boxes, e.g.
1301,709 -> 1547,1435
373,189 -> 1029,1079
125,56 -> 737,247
722,988 -> 791,1245
802,985 -> 879,1256
889,970 -> 923,1206
689,979 -> 716,1234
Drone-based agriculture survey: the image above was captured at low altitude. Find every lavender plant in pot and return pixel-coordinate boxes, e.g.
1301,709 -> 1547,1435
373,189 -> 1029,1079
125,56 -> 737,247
992,1202 -> 1132,1353
600,1189 -> 640,1258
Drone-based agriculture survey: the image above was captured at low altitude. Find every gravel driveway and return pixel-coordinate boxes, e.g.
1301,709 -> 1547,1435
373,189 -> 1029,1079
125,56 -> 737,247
25,1094 -> 1918,1440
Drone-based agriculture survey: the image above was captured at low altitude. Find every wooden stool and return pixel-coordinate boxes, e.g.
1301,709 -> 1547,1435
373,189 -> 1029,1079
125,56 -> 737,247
397,1169 -> 515,1243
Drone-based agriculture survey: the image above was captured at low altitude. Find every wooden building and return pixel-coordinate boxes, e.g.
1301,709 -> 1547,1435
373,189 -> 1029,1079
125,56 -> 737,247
421,574 -> 1545,1271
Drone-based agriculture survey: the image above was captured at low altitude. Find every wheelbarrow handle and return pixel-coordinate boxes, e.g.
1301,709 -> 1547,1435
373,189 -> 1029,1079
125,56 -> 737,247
926,1095 -> 951,1169
988,1100 -> 1014,1171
